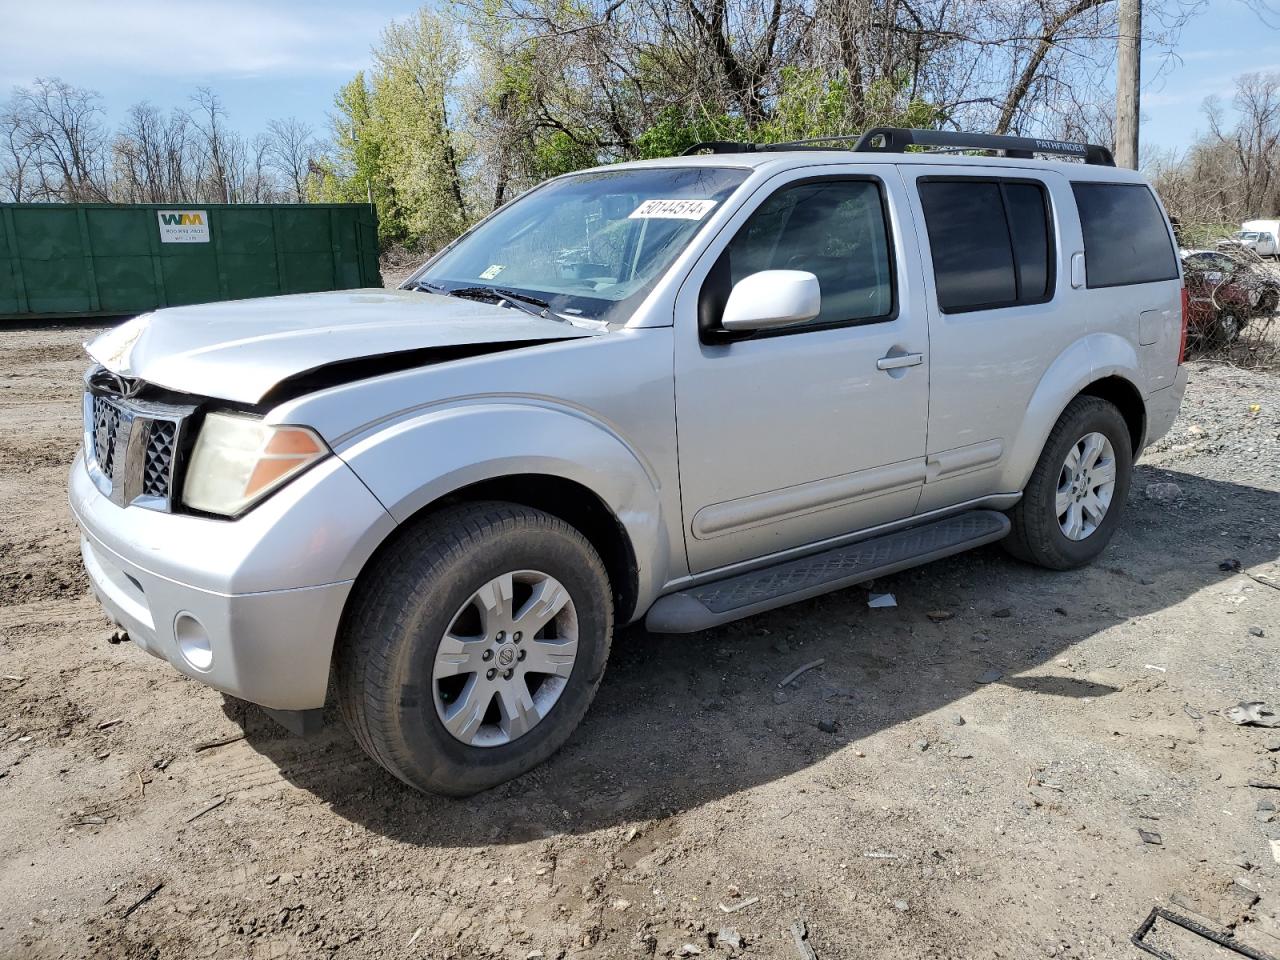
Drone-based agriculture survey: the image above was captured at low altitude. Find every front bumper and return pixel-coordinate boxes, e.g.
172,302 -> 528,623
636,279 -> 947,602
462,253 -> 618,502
69,451 -> 396,710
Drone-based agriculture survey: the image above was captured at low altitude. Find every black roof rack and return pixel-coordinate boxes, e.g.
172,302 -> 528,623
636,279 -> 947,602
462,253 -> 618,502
681,127 -> 1115,166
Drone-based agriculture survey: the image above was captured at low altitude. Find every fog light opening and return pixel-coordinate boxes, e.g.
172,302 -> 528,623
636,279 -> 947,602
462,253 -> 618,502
174,613 -> 213,672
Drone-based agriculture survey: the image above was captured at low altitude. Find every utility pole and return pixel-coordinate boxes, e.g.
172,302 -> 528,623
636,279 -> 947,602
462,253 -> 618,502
1115,0 -> 1142,169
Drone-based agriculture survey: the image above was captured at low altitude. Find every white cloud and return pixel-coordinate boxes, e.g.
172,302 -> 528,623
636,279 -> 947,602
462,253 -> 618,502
0,0 -> 388,80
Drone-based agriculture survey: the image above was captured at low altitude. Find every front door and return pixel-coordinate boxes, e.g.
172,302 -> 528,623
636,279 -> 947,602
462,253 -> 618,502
673,167 -> 931,574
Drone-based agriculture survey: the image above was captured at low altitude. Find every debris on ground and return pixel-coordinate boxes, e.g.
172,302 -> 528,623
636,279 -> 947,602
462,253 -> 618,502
790,920 -> 818,960
926,610 -> 953,622
1224,702 -> 1280,728
718,896 -> 759,914
976,669 -> 1004,684
1138,829 -> 1163,846
678,944 -> 703,956
867,593 -> 897,608
1249,626 -> 1266,637
777,659 -> 825,688
185,796 -> 227,824
717,927 -> 744,951
1220,558 -> 1242,572
120,882 -> 164,920
192,733 -> 247,752
1144,481 -> 1183,501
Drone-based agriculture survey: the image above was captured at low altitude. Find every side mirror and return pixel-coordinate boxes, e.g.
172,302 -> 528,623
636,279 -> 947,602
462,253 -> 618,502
720,270 -> 821,332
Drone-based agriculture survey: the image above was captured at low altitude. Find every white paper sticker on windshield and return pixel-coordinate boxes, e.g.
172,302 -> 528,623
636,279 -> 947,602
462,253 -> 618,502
629,199 -> 718,220
479,264 -> 505,280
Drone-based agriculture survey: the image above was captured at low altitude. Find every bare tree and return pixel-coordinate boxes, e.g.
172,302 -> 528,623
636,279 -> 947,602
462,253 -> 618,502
0,103 -> 36,201
264,117 -> 318,201
113,102 -> 198,202
8,78 -> 111,201
189,87 -> 240,201
1152,71 -> 1280,228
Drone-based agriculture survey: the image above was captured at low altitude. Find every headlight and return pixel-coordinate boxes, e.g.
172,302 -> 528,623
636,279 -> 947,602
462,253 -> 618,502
183,413 -> 328,517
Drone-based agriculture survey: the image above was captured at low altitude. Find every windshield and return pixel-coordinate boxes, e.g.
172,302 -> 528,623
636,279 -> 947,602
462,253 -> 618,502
410,166 -> 749,324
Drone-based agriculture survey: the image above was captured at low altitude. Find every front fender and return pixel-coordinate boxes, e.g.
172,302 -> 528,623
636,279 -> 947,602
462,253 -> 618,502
335,400 -> 671,616
1000,333 -> 1144,492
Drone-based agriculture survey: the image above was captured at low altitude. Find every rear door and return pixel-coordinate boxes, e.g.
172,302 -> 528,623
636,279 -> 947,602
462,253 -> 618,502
897,165 -> 1082,513
673,165 -> 931,574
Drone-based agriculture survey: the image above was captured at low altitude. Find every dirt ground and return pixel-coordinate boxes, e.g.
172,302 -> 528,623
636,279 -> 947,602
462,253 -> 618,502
1,323 -> 1279,960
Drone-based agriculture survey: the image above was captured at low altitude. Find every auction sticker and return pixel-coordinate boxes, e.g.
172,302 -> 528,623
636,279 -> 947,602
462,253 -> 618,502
629,199 -> 717,220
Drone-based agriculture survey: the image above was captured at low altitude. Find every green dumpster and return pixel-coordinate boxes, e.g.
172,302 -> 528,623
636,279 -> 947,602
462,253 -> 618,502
0,202 -> 381,320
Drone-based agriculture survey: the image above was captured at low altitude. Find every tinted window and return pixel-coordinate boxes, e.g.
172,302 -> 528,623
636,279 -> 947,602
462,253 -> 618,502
723,179 -> 894,327
1072,183 -> 1178,288
918,179 -> 1053,312
1004,183 -> 1051,300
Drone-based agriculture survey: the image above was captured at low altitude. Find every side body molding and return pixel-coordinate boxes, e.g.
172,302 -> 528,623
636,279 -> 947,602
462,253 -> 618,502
333,401 -> 671,621
999,332 -> 1145,493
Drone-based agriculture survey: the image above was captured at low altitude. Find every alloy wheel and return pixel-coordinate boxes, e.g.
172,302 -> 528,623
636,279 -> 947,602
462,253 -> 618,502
1055,431 -> 1117,541
432,570 -> 578,747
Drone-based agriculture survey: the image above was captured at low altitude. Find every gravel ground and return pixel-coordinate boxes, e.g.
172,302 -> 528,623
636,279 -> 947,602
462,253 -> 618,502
1,324 -> 1278,960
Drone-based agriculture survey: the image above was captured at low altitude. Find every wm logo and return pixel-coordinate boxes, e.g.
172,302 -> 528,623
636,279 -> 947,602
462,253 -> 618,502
159,212 -> 204,226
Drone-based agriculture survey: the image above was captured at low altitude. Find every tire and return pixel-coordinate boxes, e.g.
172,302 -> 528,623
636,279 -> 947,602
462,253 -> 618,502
335,501 -> 613,796
1209,312 -> 1242,346
1003,395 -> 1134,570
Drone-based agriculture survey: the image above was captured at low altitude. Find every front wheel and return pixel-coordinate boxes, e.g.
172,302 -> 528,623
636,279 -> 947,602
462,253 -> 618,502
1003,396 -> 1134,570
336,501 -> 613,796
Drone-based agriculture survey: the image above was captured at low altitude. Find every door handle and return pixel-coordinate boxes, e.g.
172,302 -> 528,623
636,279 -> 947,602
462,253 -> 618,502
876,352 -> 924,371
1070,252 -> 1086,289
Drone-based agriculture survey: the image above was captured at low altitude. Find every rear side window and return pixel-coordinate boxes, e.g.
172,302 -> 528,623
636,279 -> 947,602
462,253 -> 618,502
1072,183 -> 1178,288
918,178 -> 1054,313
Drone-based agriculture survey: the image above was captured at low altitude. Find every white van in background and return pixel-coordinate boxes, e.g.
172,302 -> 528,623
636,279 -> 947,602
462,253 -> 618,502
1236,220 -> 1280,257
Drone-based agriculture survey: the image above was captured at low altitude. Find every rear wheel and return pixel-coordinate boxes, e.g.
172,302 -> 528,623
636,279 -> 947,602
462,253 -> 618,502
336,501 -> 613,796
1004,396 -> 1133,570
1209,312 -> 1242,346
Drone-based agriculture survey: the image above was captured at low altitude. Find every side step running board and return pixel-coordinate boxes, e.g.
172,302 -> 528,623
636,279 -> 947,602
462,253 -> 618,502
645,509 -> 1010,634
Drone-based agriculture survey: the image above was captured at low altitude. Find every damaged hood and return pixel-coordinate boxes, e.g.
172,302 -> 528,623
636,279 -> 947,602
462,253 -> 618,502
86,288 -> 597,404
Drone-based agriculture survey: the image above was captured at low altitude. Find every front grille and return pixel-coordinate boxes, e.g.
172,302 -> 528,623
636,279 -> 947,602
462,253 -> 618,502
83,378 -> 194,511
141,420 -> 177,498
92,395 -> 122,476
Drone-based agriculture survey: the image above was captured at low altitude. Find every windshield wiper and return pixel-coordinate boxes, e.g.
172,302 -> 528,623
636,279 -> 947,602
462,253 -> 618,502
446,285 -> 561,321
407,281 -> 597,327
405,278 -> 449,294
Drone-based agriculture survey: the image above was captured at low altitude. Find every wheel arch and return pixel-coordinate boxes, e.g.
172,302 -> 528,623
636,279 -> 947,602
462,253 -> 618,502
428,474 -> 640,623
1077,375 -> 1146,454
1003,335 -> 1148,492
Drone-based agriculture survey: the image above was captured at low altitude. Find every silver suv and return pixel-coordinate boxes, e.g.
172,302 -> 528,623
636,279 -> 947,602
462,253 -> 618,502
70,128 -> 1188,795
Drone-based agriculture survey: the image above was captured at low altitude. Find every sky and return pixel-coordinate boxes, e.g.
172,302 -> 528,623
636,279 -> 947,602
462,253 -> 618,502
1,0 -> 1279,155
